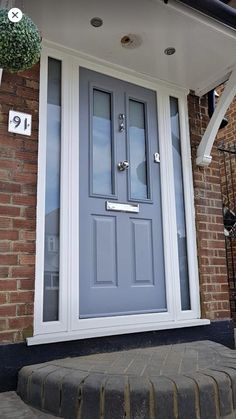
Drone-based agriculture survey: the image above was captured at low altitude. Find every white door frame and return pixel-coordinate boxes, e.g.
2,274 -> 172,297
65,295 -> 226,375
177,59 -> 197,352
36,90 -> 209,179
28,41 -> 209,346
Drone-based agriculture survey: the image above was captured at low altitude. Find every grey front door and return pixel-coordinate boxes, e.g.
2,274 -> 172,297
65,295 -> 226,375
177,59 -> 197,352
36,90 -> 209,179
79,68 -> 166,318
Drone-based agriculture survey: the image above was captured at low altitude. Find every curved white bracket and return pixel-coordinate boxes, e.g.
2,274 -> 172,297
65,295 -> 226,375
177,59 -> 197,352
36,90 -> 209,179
196,67 -> 236,166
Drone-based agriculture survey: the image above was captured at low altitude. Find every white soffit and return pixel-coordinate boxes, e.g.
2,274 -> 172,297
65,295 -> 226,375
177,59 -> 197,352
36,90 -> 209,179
23,0 -> 236,93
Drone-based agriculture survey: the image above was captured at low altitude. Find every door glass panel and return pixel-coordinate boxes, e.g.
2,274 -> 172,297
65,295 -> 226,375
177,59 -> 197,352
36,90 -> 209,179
92,89 -> 113,195
129,100 -> 148,200
43,58 -> 61,322
170,97 -> 191,310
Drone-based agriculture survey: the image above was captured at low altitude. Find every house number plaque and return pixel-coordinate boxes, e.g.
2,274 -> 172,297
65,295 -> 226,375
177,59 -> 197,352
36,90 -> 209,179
8,110 -> 32,136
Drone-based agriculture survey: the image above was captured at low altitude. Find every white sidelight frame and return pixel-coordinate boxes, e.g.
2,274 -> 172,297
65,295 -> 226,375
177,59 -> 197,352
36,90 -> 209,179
28,42 -> 209,345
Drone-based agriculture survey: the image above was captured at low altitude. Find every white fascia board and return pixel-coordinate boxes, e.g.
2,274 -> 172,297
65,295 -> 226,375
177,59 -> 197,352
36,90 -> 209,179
158,0 -> 236,96
166,0 -> 236,38
194,69 -> 233,98
196,67 -> 236,167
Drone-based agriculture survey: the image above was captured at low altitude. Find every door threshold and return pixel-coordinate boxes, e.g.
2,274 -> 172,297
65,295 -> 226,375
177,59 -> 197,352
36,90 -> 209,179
27,319 -> 210,346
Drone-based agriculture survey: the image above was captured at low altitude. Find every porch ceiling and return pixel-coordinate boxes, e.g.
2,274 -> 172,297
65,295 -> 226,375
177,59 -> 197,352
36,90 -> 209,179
23,0 -> 236,94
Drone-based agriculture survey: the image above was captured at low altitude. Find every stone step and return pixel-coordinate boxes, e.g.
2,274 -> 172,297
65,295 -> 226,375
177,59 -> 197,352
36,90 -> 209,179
17,340 -> 236,419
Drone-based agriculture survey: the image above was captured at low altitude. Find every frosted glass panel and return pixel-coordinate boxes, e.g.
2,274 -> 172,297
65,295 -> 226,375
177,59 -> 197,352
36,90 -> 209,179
92,90 -> 112,195
129,100 -> 148,199
43,58 -> 61,322
170,97 -> 190,310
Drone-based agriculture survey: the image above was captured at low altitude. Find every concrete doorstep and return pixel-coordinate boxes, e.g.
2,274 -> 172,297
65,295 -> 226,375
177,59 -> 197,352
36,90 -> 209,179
9,341 -> 236,418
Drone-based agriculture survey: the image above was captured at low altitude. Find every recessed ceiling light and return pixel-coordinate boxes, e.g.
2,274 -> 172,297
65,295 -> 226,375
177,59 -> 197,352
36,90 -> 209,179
164,47 -> 176,56
90,17 -> 103,28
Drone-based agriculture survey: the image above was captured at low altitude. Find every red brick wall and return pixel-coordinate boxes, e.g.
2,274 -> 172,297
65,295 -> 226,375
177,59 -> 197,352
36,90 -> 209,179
0,65 -> 39,342
188,93 -> 231,320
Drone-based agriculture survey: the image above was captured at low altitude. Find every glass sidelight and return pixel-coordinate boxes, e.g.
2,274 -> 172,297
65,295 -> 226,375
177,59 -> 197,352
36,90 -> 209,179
170,97 -> 191,311
43,58 -> 62,322
92,89 -> 113,196
128,99 -> 149,200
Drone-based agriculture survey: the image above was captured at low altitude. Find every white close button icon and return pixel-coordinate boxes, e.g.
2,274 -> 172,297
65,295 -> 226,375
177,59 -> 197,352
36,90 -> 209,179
8,8 -> 23,23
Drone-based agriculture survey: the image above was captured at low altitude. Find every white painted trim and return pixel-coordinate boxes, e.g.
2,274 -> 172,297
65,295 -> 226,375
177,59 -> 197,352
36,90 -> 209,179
72,312 -> 172,332
197,68 -> 236,166
157,94 -> 182,319
33,43 -> 204,343
34,49 -> 71,335
69,59 -> 80,332
177,95 -> 201,320
27,319 -> 210,346
156,94 -> 176,320
42,39 -> 189,96
0,69 -> 2,86
194,70 -> 232,98
168,0 -> 236,39
161,1 -> 236,97
34,51 -> 48,335
71,82 -> 175,329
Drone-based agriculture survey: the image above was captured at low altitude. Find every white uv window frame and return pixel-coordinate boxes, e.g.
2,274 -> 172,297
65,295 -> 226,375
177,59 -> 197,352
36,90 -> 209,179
29,42 -> 209,345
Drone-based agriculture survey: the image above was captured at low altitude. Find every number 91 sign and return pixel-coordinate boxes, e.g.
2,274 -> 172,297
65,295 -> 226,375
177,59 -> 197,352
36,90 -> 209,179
8,110 -> 32,136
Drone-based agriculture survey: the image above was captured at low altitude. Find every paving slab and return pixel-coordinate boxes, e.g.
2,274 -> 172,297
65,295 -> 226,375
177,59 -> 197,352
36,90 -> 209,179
0,391 -> 57,419
16,340 -> 236,419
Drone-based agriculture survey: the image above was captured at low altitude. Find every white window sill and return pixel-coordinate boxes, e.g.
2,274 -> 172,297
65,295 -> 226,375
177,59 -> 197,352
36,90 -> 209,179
27,318 -> 210,346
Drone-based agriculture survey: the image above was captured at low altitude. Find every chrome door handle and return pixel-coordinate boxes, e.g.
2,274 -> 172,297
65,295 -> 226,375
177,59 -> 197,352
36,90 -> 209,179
117,160 -> 129,171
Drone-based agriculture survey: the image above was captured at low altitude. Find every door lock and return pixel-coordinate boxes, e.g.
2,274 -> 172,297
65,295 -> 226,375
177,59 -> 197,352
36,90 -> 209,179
117,160 -> 129,171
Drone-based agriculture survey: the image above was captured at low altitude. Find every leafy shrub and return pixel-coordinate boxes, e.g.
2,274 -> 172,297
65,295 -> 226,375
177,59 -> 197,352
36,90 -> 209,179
0,8 -> 41,72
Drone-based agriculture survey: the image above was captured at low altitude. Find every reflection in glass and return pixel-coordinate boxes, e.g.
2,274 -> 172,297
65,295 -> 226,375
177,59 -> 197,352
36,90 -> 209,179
92,90 -> 113,195
170,97 -> 191,310
43,58 -> 61,322
129,100 -> 148,199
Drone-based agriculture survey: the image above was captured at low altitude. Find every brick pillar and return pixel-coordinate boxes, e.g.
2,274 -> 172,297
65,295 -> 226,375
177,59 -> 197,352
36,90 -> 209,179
0,65 -> 39,342
188,93 -> 231,320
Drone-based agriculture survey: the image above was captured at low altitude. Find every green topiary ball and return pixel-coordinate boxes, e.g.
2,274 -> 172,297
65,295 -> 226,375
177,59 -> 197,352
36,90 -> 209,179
0,8 -> 41,73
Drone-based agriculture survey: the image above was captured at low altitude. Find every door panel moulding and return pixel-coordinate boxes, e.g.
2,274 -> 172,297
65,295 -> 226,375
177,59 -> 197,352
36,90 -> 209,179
196,67 -> 236,166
